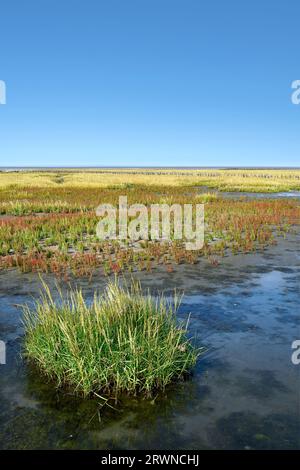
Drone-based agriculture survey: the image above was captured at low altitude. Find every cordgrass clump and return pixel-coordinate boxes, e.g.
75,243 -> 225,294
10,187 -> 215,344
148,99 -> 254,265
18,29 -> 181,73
23,280 -> 199,397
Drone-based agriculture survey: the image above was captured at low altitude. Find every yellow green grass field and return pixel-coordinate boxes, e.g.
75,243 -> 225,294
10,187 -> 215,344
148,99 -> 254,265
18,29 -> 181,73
1,168 -> 300,192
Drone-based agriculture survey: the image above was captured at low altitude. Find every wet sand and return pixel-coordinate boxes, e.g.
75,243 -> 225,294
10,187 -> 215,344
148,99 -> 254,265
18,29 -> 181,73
0,229 -> 299,449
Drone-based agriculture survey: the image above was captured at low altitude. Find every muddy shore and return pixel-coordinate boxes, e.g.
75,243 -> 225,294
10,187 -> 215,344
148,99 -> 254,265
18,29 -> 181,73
0,229 -> 299,449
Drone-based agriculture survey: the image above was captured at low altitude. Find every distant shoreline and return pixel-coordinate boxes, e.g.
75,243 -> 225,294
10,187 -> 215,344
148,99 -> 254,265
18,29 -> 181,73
1,166 -> 300,171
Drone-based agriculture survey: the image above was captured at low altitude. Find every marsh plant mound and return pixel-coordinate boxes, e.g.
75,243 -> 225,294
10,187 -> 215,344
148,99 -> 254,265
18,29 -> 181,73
23,280 -> 199,397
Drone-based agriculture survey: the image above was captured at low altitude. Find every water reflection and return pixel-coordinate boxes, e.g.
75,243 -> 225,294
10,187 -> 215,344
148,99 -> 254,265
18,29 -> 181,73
0,231 -> 299,449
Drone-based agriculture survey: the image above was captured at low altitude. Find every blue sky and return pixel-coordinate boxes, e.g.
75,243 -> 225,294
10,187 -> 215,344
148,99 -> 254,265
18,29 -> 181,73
0,0 -> 299,167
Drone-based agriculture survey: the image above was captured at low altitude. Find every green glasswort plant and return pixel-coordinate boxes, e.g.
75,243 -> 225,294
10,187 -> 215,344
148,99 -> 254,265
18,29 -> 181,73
23,279 -> 200,398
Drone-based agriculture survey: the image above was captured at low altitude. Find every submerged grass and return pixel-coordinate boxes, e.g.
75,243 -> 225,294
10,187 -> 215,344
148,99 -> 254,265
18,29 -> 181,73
23,279 -> 199,397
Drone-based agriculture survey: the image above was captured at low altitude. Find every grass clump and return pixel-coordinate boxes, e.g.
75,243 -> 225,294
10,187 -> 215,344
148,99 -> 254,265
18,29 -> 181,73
23,280 -> 199,397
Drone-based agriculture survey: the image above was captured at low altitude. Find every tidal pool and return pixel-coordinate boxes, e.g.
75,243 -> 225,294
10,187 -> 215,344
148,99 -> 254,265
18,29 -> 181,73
219,191 -> 300,200
196,187 -> 300,200
0,230 -> 299,449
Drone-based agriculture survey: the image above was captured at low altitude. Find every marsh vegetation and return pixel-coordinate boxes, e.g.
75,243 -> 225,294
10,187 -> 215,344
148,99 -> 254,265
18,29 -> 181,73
0,170 -> 299,278
0,169 -> 299,449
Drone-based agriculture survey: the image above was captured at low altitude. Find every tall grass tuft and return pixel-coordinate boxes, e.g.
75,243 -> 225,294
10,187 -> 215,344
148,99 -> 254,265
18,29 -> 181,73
23,279 -> 199,397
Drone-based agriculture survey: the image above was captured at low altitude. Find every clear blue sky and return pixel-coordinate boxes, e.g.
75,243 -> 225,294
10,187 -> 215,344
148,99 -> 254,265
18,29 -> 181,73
0,0 -> 299,167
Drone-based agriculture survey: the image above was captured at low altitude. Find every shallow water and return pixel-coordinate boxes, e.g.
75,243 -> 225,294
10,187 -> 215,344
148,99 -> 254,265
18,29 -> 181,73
196,187 -> 300,200
219,191 -> 300,200
0,232 -> 299,449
